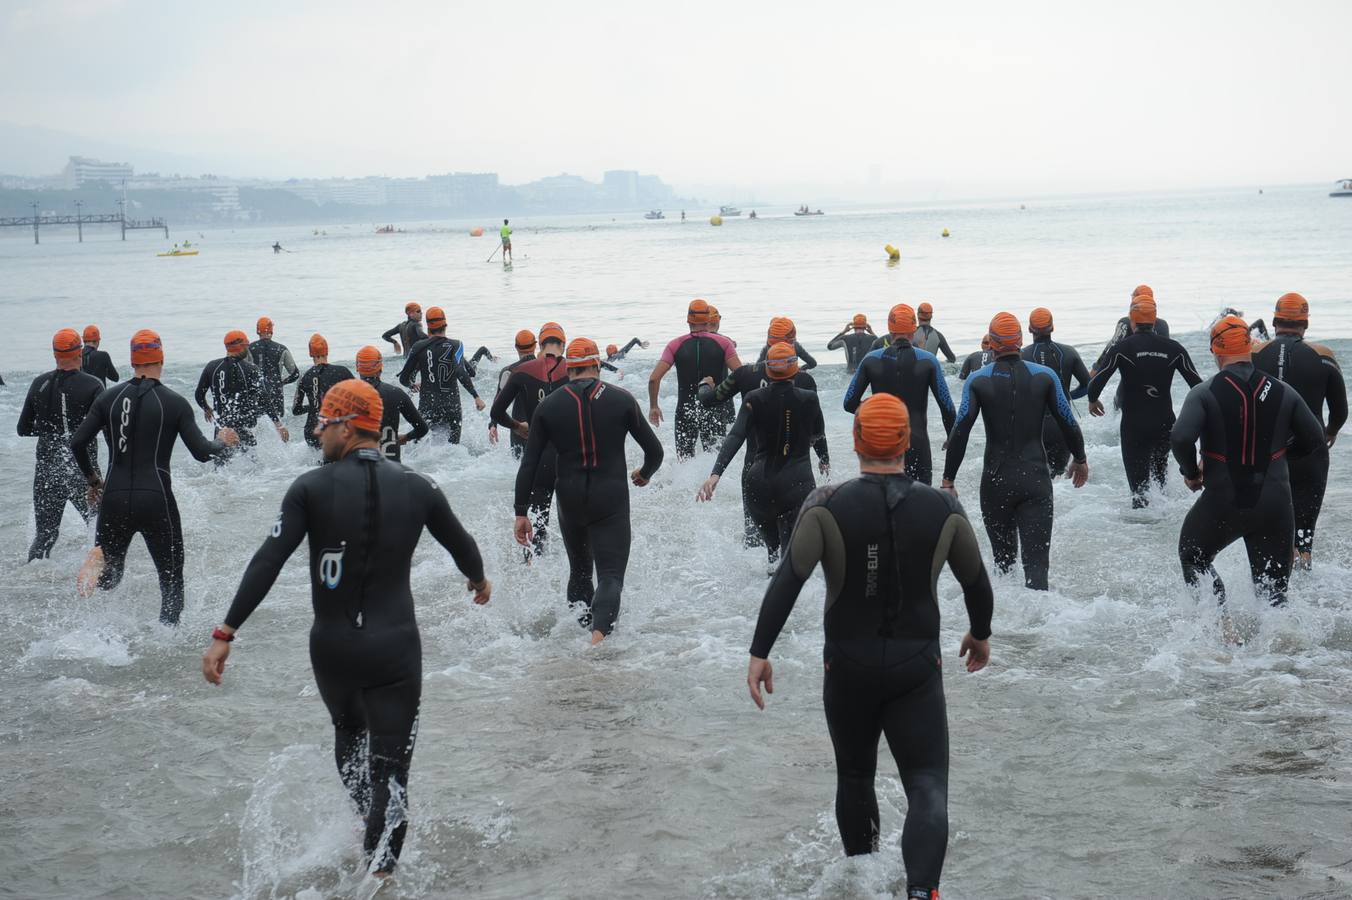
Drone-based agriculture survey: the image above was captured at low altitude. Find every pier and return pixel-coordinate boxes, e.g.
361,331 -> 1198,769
0,203 -> 169,244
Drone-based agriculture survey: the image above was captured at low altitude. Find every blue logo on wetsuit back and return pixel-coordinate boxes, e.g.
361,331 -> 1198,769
319,545 -> 345,589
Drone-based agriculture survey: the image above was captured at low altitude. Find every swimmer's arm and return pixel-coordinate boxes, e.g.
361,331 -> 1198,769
1170,389 -> 1207,480
470,346 -> 494,364
938,511 -> 994,640
811,401 -> 829,466
826,330 -> 848,351
1068,348 -> 1090,396
725,351 -> 745,371
710,402 -> 752,477
1174,346 -> 1203,388
513,413 -> 550,515
936,331 -> 956,363
1287,390 -> 1327,459
841,358 -> 872,413
178,401 -> 229,462
749,505 -> 827,658
395,354 -> 418,389
193,365 -> 212,413
292,381 -> 307,415
381,323 -> 401,346
647,360 -> 672,408
424,488 -> 486,584
1045,376 -> 1086,463
620,337 -> 644,356
103,354 -> 120,383
399,391 -> 429,443
1085,351 -> 1123,403
697,370 -> 739,407
489,374 -> 521,428
69,399 -> 107,479
601,360 -> 620,373
1325,367 -> 1347,439
16,379 -> 40,436
280,349 -> 299,384
454,348 -> 480,398
627,398 -> 665,480
942,379 -> 981,483
223,482 -> 308,630
796,343 -> 818,370
930,362 -> 957,433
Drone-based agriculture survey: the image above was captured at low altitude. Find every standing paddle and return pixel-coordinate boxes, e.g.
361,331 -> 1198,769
486,245 -> 500,263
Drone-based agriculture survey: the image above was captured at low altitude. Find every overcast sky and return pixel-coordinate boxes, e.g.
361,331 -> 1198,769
3,0 -> 1349,198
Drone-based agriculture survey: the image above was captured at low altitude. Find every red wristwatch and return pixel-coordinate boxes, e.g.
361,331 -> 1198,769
211,627 -> 234,642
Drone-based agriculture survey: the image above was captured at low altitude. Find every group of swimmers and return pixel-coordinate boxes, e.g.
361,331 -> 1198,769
14,287 -> 1344,895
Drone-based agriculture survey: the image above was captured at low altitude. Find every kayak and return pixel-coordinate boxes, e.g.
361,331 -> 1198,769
158,250 -> 199,257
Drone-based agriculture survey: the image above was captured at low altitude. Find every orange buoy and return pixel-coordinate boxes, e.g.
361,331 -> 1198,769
470,227 -> 484,237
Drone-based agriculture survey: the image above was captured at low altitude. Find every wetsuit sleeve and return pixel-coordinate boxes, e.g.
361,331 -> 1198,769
396,353 -> 418,388
102,354 -> 120,383
929,362 -> 956,434
1325,366 -> 1347,436
796,342 -> 818,370
601,360 -> 620,372
514,409 -> 550,516
827,330 -> 848,351
70,396 -> 107,479
1068,347 -> 1090,398
937,509 -> 994,640
627,397 -> 665,480
749,504 -> 828,657
1043,373 -> 1086,464
1285,390 -> 1325,459
697,370 -> 739,407
17,379 -> 40,436
194,364 -> 212,411
1091,320 -> 1129,374
292,379 -> 308,415
454,346 -> 479,399
1085,350 -> 1122,402
1173,346 -> 1203,388
281,348 -> 299,384
223,480 -> 309,629
620,337 -> 642,356
1170,388 -> 1207,480
489,373 -> 523,428
422,483 -> 486,584
842,356 -> 874,413
177,398 -> 229,462
811,398 -> 828,465
711,401 -> 752,477
399,391 -> 428,440
470,346 -> 493,364
943,376 -> 982,482
936,330 -> 956,363
381,323 -> 401,346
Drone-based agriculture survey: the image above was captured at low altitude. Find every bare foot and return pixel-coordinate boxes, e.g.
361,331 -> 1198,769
589,630 -> 605,646
77,547 -> 105,598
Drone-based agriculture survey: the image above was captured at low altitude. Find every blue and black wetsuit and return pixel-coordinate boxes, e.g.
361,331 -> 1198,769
223,448 -> 485,873
514,378 -> 664,633
294,363 -> 355,448
827,329 -> 877,373
17,368 -> 104,560
492,354 -> 569,554
397,336 -> 479,444
943,354 -> 1086,590
1022,335 -> 1090,475
843,339 -> 956,485
750,473 -> 993,896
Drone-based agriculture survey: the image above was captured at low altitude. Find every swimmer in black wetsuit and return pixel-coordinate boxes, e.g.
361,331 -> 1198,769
489,329 -> 540,452
80,325 -> 120,385
248,316 -> 300,423
397,306 -> 484,445
1021,308 -> 1091,477
381,302 -> 428,357
1088,284 -> 1172,407
746,393 -> 993,900
294,334 -> 354,449
1086,295 -> 1201,507
1252,293 -> 1346,568
843,304 -> 956,485
648,298 -> 744,458
606,337 -> 647,361
356,346 -> 427,461
698,317 -> 828,548
466,345 -> 496,376
70,330 -> 239,623
958,336 -> 994,381
18,329 -> 105,560
1171,315 -> 1325,607
942,312 -> 1089,591
698,342 -> 827,565
515,338 -> 664,643
196,329 -> 288,451
491,323 -> 569,555
755,335 -> 818,370
913,302 -> 957,363
827,314 -> 877,373
202,378 -> 490,877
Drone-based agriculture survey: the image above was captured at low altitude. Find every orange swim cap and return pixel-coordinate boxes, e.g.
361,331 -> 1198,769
1274,292 -> 1309,322
565,337 -> 602,369
1210,315 -> 1252,355
355,345 -> 383,376
606,343 -> 618,358
539,322 -> 566,345
765,341 -> 799,380
917,302 -> 934,320
1029,307 -> 1054,332
1132,284 -> 1154,300
224,330 -> 249,354
405,301 -> 422,316
854,393 -> 911,459
130,329 -> 164,366
53,328 -> 83,360
82,325 -> 101,343
425,307 -> 447,329
256,316 -> 273,335
888,304 -> 917,335
852,313 -> 868,329
767,316 -> 796,343
1129,296 -> 1157,325
319,378 -> 383,434
687,298 -> 712,325
516,329 -> 538,351
988,312 -> 1023,352
308,333 -> 329,358
709,305 -> 721,324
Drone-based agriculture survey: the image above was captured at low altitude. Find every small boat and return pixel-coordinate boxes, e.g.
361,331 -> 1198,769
158,249 -> 198,257
375,225 -> 401,234
719,205 -> 742,217
1331,179 -> 1352,198
644,210 -> 665,220
794,206 -> 825,216
748,210 -> 758,219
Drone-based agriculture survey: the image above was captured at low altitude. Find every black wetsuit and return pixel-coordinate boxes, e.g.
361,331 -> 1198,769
1171,362 -> 1325,605
843,340 -> 956,485
492,355 -> 537,457
362,375 -> 427,462
382,319 -> 427,357
958,349 -> 994,381
1253,335 -> 1346,558
294,363 -> 355,448
699,363 -> 826,547
1022,336 -> 1091,475
466,345 -> 494,376
710,380 -> 827,563
750,474 -> 993,893
756,340 -> 818,370
17,368 -> 104,560
1086,327 -> 1201,506
70,377 -> 231,623
514,378 -> 663,633
195,355 -> 270,450
1090,316 -> 1171,407
247,337 -> 300,422
914,324 -> 956,363
81,345 -> 120,385
223,448 -> 485,873
607,338 -> 644,361
944,355 -> 1086,590
491,354 -> 568,555
827,330 -> 877,373
397,336 -> 479,444
661,333 -> 737,458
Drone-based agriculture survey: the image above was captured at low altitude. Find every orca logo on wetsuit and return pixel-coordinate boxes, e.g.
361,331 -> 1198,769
271,514 -> 283,538
319,545 -> 345,589
117,396 -> 132,452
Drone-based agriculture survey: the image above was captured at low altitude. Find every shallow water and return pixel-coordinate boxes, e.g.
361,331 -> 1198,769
1,187 -> 1350,899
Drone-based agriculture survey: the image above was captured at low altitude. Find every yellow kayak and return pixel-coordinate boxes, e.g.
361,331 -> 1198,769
157,250 -> 199,257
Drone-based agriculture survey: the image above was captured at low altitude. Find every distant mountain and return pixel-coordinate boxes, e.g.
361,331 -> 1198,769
0,121 -> 219,177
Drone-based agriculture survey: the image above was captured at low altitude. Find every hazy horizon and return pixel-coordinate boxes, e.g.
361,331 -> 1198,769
3,0 -> 1350,201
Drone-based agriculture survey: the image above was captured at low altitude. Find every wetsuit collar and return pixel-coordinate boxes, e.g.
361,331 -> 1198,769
1032,334 -> 1053,343
1221,361 -> 1256,376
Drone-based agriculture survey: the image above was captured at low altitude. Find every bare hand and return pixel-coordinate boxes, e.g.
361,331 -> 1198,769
511,421 -> 530,441
488,424 -> 499,445
217,427 -> 241,447
203,407 -> 214,423
514,515 -> 533,547
818,460 -> 830,477
631,467 -> 650,487
748,656 -> 774,709
1184,474 -> 1204,492
700,376 -> 716,388
640,341 -> 650,349
202,638 -> 231,685
467,577 -> 492,605
409,383 -> 420,394
393,342 -> 402,355
940,479 -> 958,498
1089,400 -> 1105,417
696,474 -> 719,502
959,633 -> 990,672
648,406 -> 663,426
1066,460 -> 1089,488
276,424 -> 290,443
474,397 -> 486,412
1327,430 -> 1338,449
86,480 -> 104,510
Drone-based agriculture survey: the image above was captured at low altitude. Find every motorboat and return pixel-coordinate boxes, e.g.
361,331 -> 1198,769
719,205 -> 742,217
794,206 -> 825,216
1331,179 -> 1352,198
644,210 -> 665,220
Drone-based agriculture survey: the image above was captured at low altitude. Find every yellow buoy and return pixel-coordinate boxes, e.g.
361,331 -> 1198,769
884,244 -> 901,261
941,228 -> 950,238
710,215 -> 723,226
470,227 -> 484,237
